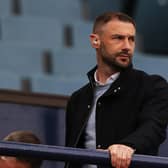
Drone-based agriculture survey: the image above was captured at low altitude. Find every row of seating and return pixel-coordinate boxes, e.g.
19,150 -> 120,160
0,43 -> 44,76
0,0 -> 83,20
134,53 -> 168,80
0,0 -> 168,97
0,16 -> 93,49
1,42 -> 167,78
0,43 -> 95,76
0,47 -> 168,95
0,0 -> 11,17
0,72 -> 87,96
1,0 -> 168,54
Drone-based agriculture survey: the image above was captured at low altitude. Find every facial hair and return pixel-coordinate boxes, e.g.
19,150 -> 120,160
100,43 -> 132,72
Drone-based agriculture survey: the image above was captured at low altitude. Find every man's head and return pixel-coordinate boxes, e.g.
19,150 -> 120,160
0,130 -> 42,168
90,12 -> 136,72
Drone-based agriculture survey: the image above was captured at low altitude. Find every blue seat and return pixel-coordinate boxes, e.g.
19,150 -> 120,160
134,0 -> 168,54
0,71 -> 21,90
1,16 -> 64,48
51,48 -> 96,77
31,75 -> 87,96
133,52 -> 168,81
20,0 -> 82,20
0,0 -> 11,17
0,43 -> 45,76
32,48 -> 96,95
71,21 -> 93,49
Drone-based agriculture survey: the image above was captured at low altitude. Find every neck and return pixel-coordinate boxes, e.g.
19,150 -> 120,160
96,66 -> 118,84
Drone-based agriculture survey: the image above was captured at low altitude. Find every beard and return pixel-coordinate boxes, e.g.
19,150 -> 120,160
100,43 -> 133,72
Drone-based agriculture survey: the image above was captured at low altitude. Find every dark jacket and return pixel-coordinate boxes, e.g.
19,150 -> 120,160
65,66 -> 168,167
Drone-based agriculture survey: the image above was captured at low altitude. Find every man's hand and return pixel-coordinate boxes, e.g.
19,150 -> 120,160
108,144 -> 135,168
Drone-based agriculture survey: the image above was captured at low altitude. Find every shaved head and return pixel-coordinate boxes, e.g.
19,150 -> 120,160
93,11 -> 136,34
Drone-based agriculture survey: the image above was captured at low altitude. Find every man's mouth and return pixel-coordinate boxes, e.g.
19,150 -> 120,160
118,53 -> 130,57
117,55 -> 130,63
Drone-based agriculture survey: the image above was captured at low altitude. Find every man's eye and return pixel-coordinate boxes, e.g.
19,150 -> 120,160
129,37 -> 135,42
113,36 -> 123,40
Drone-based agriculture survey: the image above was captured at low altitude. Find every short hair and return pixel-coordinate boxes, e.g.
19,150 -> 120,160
93,11 -> 136,33
3,130 -> 42,168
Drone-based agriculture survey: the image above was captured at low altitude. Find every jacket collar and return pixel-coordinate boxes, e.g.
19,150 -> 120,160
87,66 -> 97,88
87,64 -> 133,89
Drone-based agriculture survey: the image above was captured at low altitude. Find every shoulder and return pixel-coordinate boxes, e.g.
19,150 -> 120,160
67,82 -> 91,104
120,68 -> 168,96
131,68 -> 168,98
131,68 -> 167,83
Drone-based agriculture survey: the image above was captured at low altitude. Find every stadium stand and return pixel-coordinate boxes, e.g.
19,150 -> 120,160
71,20 -> 93,48
0,43 -> 45,76
51,48 -> 95,77
31,75 -> 87,96
133,52 -> 168,81
0,0 -> 11,17
20,0 -> 82,20
0,0 -> 168,95
0,1 -> 168,168
0,16 -> 64,49
0,71 -> 21,90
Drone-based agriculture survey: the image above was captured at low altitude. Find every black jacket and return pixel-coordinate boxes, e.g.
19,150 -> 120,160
66,66 -> 168,167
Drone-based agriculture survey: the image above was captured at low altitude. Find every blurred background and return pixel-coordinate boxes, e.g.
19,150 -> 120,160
0,0 -> 168,96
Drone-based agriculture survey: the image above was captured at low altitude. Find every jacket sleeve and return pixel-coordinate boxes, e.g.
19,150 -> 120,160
65,96 -> 73,147
65,91 -> 81,148
119,75 -> 168,155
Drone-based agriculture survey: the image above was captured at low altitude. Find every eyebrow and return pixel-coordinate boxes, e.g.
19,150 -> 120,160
111,34 -> 135,38
111,34 -> 136,41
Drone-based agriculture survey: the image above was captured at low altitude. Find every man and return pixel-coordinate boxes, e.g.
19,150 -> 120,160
65,11 -> 168,168
0,130 -> 42,168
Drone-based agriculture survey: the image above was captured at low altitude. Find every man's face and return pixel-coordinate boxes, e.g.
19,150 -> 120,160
97,19 -> 136,71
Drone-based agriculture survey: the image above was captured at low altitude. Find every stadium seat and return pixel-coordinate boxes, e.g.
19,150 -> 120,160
0,0 -> 11,17
71,20 -> 93,48
133,52 -> 168,81
20,0 -> 82,20
134,0 -> 168,54
31,75 -> 87,96
1,16 -> 64,48
51,48 -> 96,78
0,43 -> 45,76
0,71 -> 21,90
27,47 -> 96,95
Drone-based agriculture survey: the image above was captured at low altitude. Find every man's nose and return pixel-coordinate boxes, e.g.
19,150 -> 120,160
123,39 -> 132,50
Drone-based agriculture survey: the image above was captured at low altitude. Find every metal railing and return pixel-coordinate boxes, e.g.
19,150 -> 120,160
0,141 -> 168,168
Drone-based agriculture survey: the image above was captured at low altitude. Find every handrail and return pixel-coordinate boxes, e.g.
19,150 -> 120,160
0,141 -> 168,168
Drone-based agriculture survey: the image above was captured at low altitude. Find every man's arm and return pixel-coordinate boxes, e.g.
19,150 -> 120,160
108,75 -> 168,168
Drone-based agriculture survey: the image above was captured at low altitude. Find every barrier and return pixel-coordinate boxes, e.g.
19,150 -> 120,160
0,141 -> 168,168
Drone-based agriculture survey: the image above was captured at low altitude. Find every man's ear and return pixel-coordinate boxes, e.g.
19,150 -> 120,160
90,33 -> 100,48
